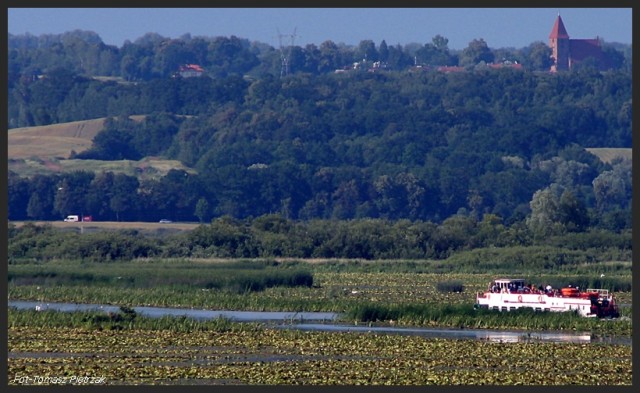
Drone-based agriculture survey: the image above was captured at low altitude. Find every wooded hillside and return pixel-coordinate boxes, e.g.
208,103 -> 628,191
7,31 -> 632,234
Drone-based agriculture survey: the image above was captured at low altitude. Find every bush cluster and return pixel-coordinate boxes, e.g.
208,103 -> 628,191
436,280 -> 465,293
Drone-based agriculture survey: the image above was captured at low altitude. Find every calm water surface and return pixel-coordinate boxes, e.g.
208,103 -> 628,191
8,300 -> 629,345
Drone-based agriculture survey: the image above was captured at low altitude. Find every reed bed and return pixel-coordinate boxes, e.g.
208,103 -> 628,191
9,282 -> 630,332
8,259 -> 314,293
346,303 -> 630,335
7,259 -> 631,334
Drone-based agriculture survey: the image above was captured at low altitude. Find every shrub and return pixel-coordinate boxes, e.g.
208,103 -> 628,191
436,280 -> 465,293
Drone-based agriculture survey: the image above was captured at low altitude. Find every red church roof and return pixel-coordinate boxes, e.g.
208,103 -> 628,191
570,39 -> 607,63
549,15 -> 570,39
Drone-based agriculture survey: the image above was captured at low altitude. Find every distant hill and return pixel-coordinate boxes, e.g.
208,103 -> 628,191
6,68 -> 631,223
8,116 -> 195,179
586,148 -> 632,164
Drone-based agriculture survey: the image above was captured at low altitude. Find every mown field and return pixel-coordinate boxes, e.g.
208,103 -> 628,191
585,147 -> 633,164
8,117 -> 112,159
8,116 -> 195,179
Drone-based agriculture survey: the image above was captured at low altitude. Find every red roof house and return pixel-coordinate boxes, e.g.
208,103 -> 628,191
175,64 -> 205,78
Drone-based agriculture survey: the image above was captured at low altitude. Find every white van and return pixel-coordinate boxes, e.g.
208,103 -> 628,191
63,215 -> 80,222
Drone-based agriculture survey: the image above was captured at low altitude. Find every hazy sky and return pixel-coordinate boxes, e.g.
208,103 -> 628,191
8,7 -> 632,50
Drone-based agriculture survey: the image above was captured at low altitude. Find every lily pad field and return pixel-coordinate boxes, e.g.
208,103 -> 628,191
7,258 -> 632,385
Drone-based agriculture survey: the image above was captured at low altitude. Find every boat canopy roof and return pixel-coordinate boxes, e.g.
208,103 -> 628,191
491,279 -> 527,290
493,279 -> 525,284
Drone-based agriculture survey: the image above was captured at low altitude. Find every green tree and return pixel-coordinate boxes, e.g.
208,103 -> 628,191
85,172 -> 115,220
601,45 -> 625,70
386,44 -> 413,70
526,184 -> 566,238
194,197 -> 211,223
83,116 -> 141,160
131,112 -> 181,156
378,40 -> 389,62
524,41 -> 552,71
459,38 -> 494,67
317,40 -> 343,72
432,214 -> 477,257
26,174 -> 58,220
7,171 -> 29,220
432,35 -> 449,51
109,173 -> 139,221
53,171 -> 95,218
26,193 -> 47,220
592,159 -> 631,212
557,189 -> 589,232
332,180 -> 361,219
416,35 -> 454,66
356,40 -> 378,62
474,213 -> 506,247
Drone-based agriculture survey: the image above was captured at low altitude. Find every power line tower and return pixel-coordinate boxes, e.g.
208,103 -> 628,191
277,27 -> 297,77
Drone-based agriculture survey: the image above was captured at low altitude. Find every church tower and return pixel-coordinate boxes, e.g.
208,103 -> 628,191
549,14 -> 570,72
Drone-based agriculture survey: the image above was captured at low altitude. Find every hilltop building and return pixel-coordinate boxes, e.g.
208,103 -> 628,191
548,14 -> 610,72
174,64 -> 205,78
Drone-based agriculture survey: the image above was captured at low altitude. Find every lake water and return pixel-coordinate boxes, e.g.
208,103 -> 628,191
8,300 -> 629,345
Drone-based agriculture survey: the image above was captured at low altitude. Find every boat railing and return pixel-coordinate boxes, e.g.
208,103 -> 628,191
586,288 -> 609,297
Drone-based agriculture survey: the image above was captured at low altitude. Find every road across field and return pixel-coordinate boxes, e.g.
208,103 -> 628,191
10,221 -> 201,231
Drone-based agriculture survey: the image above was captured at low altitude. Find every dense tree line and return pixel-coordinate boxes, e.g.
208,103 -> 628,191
9,30 -> 629,92
8,217 -> 631,262
8,151 -> 631,233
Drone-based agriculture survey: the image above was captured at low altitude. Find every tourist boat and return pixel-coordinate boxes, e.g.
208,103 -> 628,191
475,278 -> 619,318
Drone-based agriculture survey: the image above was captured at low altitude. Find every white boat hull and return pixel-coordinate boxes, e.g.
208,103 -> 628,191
475,279 -> 619,318
475,292 -> 596,317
